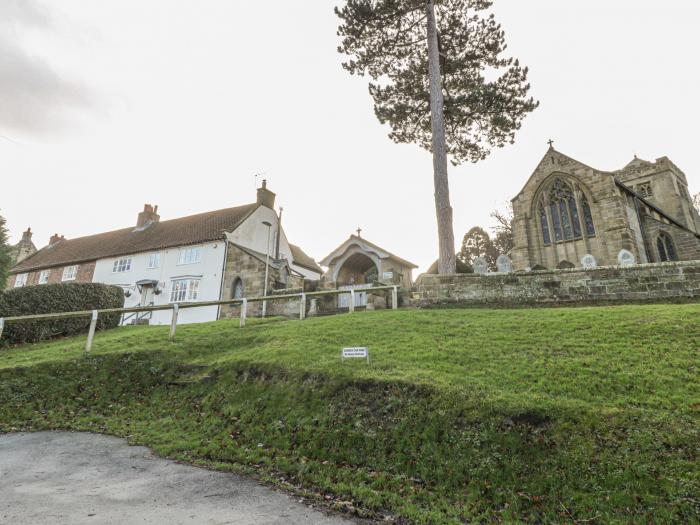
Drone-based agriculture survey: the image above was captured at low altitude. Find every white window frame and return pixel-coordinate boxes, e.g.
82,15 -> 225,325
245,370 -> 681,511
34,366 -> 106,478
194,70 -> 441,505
15,273 -> 28,288
178,246 -> 202,265
169,278 -> 201,303
147,252 -> 161,269
38,270 -> 50,285
112,257 -> 133,273
62,265 -> 78,282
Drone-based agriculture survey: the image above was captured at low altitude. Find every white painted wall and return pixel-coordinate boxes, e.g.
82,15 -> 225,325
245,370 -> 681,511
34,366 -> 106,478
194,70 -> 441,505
92,241 -> 226,325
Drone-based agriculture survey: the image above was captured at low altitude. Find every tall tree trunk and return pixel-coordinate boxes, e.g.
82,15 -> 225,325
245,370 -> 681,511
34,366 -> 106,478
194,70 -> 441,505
426,0 -> 456,274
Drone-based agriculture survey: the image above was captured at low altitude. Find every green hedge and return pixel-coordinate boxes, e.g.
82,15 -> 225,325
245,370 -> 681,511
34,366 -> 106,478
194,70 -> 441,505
0,283 -> 124,347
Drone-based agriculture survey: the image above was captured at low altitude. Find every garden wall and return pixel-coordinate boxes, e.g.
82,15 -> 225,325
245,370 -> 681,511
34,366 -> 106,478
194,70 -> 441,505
411,260 -> 700,307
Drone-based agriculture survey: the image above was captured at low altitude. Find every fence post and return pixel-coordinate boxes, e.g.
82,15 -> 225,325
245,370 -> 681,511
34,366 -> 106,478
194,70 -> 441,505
0,318 -> 4,341
169,304 -> 179,341
349,290 -> 355,314
299,293 -> 306,320
392,286 -> 398,310
240,298 -> 247,327
84,310 -> 98,354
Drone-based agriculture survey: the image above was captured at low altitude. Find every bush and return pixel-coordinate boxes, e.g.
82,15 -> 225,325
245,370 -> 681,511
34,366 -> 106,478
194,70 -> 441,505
0,283 -> 125,346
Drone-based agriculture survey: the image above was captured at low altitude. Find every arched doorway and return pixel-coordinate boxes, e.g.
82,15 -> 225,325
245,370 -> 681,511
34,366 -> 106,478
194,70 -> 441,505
336,253 -> 379,308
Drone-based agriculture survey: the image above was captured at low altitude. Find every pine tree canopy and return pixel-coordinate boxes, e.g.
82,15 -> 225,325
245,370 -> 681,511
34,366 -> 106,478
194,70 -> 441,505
336,0 -> 539,165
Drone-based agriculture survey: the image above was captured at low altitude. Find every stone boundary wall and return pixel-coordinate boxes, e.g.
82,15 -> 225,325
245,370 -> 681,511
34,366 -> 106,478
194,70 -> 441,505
411,260 -> 700,307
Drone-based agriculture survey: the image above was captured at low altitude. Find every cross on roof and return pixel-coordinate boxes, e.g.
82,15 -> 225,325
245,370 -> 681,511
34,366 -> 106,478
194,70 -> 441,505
356,227 -> 362,238
548,139 -> 555,148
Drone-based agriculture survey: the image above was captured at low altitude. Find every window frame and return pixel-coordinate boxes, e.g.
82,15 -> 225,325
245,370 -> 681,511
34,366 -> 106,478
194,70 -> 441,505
112,257 -> 133,273
169,278 -> 201,303
62,265 -> 78,282
538,178 -> 596,247
178,246 -> 202,266
147,252 -> 161,269
15,273 -> 28,288
656,232 -> 678,262
38,270 -> 50,285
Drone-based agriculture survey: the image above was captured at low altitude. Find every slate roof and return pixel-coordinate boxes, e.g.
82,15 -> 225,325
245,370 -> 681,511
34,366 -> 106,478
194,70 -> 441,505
11,203 -> 259,273
289,244 -> 323,274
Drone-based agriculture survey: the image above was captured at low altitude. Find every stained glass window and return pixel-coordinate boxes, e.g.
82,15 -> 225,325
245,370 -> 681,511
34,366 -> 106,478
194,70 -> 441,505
657,233 -> 678,262
581,194 -> 596,236
539,205 -> 551,246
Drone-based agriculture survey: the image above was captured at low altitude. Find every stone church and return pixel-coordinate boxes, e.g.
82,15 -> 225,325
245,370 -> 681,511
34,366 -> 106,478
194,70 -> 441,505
511,147 -> 700,271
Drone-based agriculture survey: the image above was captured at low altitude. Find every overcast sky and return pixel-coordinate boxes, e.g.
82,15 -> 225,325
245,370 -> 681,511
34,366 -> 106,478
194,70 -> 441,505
2,0 -> 699,272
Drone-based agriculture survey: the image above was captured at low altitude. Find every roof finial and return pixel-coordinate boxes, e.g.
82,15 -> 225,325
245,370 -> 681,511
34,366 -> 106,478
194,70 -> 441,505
547,139 -> 555,149
356,227 -> 362,238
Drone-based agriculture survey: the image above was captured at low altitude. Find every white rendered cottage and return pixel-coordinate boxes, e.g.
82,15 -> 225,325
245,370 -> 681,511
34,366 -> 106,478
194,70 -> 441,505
8,182 -> 322,325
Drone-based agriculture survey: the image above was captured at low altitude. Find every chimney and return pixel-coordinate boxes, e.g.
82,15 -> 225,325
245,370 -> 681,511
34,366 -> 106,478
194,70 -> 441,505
256,180 -> 276,209
20,228 -> 33,244
49,233 -> 64,246
137,204 -> 160,229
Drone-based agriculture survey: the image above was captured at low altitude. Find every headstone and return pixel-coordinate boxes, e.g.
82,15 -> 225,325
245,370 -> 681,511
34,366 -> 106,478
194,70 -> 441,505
496,255 -> 513,274
617,249 -> 636,267
581,254 -> 597,269
473,257 -> 489,275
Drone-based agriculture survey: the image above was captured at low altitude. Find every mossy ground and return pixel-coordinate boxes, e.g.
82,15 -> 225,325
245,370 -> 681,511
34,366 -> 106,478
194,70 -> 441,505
1,305 -> 699,523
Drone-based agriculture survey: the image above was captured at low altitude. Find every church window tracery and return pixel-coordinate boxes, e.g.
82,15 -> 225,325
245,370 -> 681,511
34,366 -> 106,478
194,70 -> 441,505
537,178 -> 596,246
656,232 -> 678,262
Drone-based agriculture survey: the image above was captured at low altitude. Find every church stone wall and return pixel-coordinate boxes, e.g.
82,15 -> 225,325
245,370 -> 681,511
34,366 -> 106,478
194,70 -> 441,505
411,261 -> 700,307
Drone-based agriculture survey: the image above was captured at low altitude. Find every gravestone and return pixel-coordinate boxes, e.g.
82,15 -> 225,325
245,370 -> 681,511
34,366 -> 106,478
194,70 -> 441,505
581,254 -> 597,269
496,255 -> 513,273
617,249 -> 636,267
473,257 -> 489,275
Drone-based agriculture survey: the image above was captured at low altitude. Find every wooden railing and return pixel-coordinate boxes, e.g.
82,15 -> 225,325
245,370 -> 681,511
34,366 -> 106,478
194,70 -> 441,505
0,286 -> 400,354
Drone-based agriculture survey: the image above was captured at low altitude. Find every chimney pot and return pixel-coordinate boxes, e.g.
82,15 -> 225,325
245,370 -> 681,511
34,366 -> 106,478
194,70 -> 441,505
256,181 -> 276,208
49,233 -> 64,246
137,203 -> 160,229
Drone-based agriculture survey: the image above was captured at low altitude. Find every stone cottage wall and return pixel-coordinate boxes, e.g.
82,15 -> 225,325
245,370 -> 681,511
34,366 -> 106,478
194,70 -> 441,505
412,261 -> 700,307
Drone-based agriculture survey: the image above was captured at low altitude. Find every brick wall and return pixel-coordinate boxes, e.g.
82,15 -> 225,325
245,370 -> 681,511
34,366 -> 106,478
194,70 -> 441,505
412,261 -> 700,307
6,262 -> 96,290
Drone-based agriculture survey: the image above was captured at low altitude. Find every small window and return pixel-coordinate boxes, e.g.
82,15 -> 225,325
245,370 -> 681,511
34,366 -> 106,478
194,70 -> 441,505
148,252 -> 161,269
62,266 -> 78,281
169,278 -> 200,303
15,273 -> 28,288
637,182 -> 653,199
232,278 -> 244,299
178,247 -> 202,265
657,232 -> 678,262
38,270 -> 50,285
112,257 -> 133,273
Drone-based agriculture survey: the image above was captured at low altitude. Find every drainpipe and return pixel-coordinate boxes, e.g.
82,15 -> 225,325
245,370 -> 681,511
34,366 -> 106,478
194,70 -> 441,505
275,207 -> 283,259
216,238 -> 229,320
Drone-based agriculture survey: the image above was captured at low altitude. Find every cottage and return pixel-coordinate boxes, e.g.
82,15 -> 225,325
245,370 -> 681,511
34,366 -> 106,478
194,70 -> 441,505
7,182 -> 322,324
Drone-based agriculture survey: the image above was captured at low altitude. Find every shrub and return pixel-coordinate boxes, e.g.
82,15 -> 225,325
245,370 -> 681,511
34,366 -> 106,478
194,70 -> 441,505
0,283 -> 124,346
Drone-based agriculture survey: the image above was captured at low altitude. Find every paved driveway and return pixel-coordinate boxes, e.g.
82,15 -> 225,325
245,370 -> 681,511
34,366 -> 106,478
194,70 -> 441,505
0,432 -> 359,525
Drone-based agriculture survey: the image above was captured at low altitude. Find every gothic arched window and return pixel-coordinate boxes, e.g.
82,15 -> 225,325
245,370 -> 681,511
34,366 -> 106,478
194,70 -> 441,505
232,278 -> 244,299
656,233 -> 678,262
538,178 -> 596,245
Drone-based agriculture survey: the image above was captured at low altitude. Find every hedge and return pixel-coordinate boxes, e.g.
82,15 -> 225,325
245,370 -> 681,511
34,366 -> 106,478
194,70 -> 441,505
0,282 -> 125,347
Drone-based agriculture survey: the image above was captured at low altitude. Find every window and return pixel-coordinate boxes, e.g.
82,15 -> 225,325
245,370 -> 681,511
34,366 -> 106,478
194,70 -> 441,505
538,178 -> 596,245
62,265 -> 78,281
15,273 -> 28,288
169,279 -> 200,303
178,246 -> 202,265
38,270 -> 50,285
232,278 -> 244,299
637,182 -> 653,198
148,252 -> 161,269
112,257 -> 133,273
657,232 -> 678,262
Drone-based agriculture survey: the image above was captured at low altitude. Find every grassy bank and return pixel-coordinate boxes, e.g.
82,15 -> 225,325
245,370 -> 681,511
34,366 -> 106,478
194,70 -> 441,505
1,305 -> 699,523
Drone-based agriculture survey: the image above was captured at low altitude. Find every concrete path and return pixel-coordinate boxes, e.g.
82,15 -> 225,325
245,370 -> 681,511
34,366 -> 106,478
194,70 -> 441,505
0,432 -> 359,525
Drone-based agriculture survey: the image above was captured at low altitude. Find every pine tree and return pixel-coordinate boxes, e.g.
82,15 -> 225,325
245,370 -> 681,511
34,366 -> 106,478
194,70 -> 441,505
0,212 -> 13,288
336,0 -> 538,274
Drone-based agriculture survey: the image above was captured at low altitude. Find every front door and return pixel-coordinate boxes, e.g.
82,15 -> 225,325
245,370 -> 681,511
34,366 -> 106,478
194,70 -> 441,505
140,285 -> 155,307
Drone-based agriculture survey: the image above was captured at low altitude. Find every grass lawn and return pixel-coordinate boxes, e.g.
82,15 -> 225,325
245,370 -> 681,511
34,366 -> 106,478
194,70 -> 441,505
1,304 -> 699,523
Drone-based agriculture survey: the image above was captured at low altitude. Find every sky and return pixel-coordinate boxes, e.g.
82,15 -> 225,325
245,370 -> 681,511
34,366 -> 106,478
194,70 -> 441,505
2,0 -> 699,273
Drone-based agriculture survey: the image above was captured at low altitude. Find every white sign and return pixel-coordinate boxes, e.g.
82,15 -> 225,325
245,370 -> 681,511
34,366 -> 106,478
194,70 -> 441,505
342,347 -> 370,363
